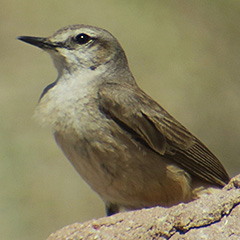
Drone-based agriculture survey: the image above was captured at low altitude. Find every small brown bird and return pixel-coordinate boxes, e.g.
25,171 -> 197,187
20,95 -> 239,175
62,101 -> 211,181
18,25 -> 230,216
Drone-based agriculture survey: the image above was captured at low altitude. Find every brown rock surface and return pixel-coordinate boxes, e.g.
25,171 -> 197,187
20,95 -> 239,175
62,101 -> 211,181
47,175 -> 240,240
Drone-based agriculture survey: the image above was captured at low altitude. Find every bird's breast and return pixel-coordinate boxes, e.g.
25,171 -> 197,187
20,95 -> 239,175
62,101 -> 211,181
33,72 -> 101,131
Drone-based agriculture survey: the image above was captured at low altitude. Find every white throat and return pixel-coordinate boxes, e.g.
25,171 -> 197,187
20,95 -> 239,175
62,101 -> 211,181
33,67 -> 104,130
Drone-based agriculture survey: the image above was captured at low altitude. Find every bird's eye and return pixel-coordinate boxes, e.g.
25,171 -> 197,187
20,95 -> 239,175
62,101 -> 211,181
75,33 -> 92,45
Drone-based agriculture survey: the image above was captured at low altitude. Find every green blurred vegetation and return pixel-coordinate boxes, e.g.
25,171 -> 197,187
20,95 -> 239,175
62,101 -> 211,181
1,0 -> 240,239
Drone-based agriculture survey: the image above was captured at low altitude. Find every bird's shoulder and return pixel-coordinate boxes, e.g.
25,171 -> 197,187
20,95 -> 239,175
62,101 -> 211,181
98,82 -> 193,152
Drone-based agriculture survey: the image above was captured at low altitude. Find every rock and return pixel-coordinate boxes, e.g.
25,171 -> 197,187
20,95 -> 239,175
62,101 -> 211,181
47,175 -> 240,240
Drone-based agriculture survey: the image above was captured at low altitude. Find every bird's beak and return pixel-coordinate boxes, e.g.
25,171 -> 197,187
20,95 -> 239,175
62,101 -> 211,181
18,36 -> 57,50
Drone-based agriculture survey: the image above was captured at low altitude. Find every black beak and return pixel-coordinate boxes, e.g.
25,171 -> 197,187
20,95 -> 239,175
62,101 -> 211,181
18,36 -> 57,49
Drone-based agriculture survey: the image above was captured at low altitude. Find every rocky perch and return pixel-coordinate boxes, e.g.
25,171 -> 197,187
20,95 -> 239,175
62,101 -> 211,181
47,174 -> 240,240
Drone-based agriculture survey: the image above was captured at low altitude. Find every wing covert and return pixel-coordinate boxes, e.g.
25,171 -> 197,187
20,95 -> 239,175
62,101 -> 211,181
98,83 -> 230,186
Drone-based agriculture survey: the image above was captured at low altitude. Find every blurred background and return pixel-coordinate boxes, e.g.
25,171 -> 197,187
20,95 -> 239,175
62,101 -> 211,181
1,0 -> 240,239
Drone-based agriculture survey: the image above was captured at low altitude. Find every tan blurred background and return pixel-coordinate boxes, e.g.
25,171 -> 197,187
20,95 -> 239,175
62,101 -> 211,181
1,0 -> 240,239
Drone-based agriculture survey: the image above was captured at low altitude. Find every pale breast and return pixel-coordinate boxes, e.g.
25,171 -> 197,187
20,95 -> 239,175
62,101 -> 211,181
33,70 -> 100,131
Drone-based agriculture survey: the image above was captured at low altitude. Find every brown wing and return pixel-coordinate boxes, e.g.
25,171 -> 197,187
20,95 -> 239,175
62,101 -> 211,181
98,82 -> 230,186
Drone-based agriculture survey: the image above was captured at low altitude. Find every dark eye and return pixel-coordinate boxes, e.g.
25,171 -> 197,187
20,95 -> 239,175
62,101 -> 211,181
75,33 -> 92,45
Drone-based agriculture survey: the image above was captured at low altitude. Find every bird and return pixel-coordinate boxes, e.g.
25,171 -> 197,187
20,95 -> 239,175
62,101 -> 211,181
18,24 -> 230,216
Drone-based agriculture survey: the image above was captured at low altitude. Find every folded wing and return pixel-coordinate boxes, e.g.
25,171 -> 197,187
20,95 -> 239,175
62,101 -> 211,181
98,83 -> 230,186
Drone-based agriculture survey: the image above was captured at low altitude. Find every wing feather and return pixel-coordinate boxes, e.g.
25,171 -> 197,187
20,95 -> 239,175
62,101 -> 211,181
98,83 -> 230,186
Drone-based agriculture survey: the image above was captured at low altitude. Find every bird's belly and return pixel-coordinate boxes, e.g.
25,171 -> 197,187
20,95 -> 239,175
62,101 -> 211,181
54,118 -> 193,210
